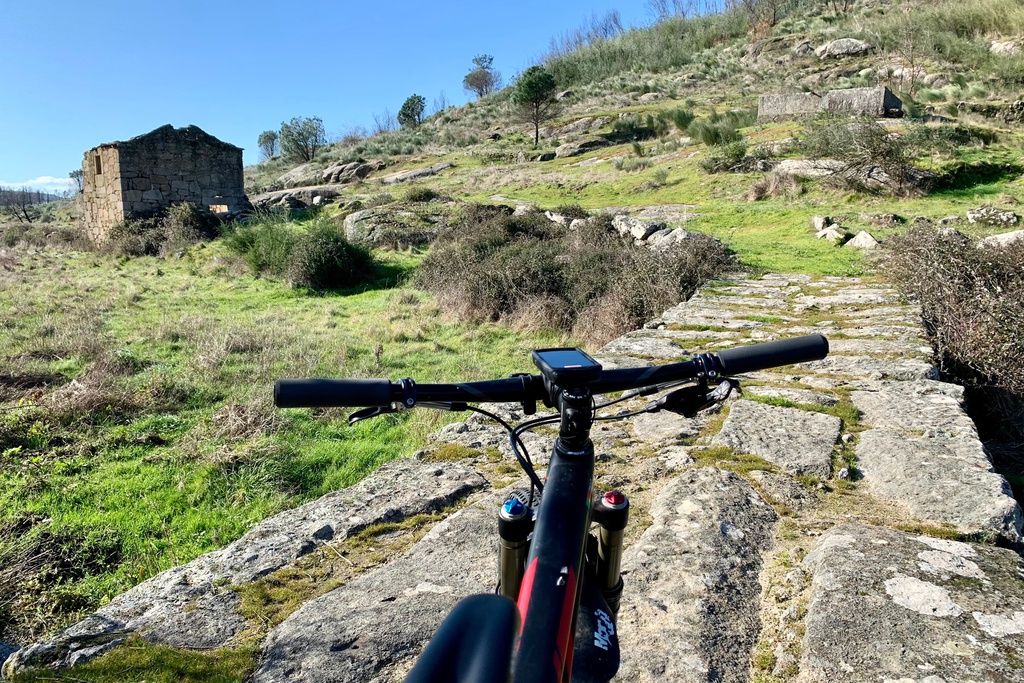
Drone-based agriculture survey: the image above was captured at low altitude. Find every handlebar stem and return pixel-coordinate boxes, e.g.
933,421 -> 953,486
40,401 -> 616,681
557,387 -> 594,451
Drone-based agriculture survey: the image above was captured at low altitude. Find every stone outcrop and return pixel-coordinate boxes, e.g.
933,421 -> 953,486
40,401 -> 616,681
757,93 -> 822,122
616,468 -> 778,682
80,125 -> 247,243
815,38 -> 872,59
377,162 -> 454,185
801,525 -> 1024,682
712,401 -> 841,478
341,207 -> 438,248
321,160 -> 384,184
966,206 -> 1020,227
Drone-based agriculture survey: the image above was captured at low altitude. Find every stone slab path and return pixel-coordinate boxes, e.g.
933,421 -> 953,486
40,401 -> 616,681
6,274 -> 1024,683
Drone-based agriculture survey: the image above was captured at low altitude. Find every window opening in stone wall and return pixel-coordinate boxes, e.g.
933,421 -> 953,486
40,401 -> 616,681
95,155 -> 102,175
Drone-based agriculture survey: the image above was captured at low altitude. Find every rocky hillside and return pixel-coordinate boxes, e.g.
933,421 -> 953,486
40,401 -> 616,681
7,273 -> 1023,681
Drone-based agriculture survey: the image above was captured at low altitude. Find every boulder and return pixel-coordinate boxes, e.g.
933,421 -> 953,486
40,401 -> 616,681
554,137 -> 612,158
990,40 -> 1022,56
611,215 -> 665,241
809,215 -> 833,231
556,89 -> 574,100
342,208 -> 436,248
793,39 -> 815,56
535,152 -> 556,162
979,229 -> 1024,247
815,38 -> 872,59
843,230 -> 879,249
638,92 -> 663,103
377,162 -> 453,185
321,160 -> 382,184
276,163 -> 322,188
816,226 -> 847,243
966,206 -> 1020,227
860,212 -> 902,227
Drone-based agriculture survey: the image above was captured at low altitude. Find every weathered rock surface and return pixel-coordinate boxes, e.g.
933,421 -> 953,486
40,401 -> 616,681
612,215 -> 666,241
321,160 -> 383,184
853,381 -> 1022,542
254,493 -> 499,683
616,468 -> 778,682
712,401 -> 840,478
377,162 -> 453,185
342,207 -> 437,248
599,332 -> 688,359
2,461 -> 486,675
815,38 -> 872,59
967,206 -> 1020,227
842,230 -> 879,249
800,524 -> 1024,683
980,228 -> 1024,247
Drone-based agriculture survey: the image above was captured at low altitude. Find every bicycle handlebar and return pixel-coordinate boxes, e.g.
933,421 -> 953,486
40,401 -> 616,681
274,334 -> 828,409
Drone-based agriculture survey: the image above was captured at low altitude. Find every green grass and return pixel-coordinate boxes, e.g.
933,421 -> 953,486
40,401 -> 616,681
0,236 -> 565,641
8,636 -> 257,683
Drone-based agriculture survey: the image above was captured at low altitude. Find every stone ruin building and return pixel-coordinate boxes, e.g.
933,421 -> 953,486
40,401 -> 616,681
757,86 -> 903,122
80,124 -> 247,243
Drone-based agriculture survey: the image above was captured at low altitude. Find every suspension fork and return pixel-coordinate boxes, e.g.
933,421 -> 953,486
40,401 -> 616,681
511,386 -> 595,683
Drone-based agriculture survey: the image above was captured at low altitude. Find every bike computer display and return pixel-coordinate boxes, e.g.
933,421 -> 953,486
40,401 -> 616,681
531,347 -> 602,385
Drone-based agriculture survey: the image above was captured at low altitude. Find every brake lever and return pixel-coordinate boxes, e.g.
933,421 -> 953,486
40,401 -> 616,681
646,379 -> 741,418
348,406 -> 400,425
348,401 -> 470,425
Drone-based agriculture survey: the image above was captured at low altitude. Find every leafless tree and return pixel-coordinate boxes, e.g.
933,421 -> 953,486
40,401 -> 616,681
432,91 -> 450,115
69,169 -> 84,193
0,186 -> 37,223
372,109 -> 398,135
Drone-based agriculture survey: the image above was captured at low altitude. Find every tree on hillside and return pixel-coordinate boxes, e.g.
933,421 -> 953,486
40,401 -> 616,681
279,117 -> 327,162
69,169 -> 83,193
397,94 -> 427,129
511,66 -> 560,148
257,130 -> 279,160
0,186 -> 36,223
463,54 -> 502,99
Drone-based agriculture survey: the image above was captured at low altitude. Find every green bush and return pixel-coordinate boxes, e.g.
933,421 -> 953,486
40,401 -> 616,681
104,203 -> 220,258
415,205 -> 732,344
797,117 -> 921,196
223,213 -> 298,277
287,222 -> 375,290
405,187 -> 444,203
699,140 -> 748,173
687,120 -> 741,147
669,107 -> 695,130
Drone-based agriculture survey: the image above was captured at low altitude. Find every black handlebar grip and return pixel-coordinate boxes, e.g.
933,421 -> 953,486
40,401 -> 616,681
274,379 -> 394,408
716,334 -> 829,376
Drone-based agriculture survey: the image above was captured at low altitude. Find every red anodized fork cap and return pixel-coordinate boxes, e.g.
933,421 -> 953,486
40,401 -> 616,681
602,490 -> 626,507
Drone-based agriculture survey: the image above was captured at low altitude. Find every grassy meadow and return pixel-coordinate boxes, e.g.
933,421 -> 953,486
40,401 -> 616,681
0,235 -> 565,642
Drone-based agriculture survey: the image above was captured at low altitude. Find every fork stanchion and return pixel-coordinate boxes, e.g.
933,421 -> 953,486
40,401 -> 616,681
498,491 -> 534,601
593,490 -> 629,618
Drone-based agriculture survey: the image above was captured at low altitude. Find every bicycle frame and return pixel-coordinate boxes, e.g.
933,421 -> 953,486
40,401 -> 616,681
513,421 -> 595,682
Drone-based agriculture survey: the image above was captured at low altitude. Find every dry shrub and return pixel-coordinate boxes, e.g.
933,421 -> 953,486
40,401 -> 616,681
0,515 -> 122,641
417,205 -> 732,344
46,365 -> 138,424
883,227 -> 1024,447
209,400 -> 283,441
747,172 -> 803,201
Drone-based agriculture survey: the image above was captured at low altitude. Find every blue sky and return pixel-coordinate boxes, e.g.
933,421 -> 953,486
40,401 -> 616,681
2,0 -> 663,192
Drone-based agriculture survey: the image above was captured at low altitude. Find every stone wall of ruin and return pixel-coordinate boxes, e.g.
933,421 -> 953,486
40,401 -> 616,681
115,134 -> 245,221
80,125 -> 247,243
756,92 -> 822,122
80,146 -> 123,243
